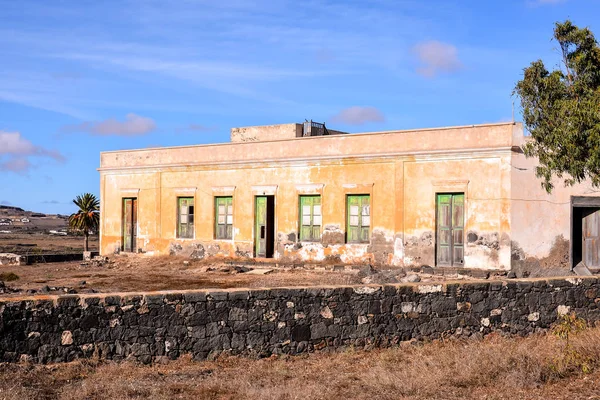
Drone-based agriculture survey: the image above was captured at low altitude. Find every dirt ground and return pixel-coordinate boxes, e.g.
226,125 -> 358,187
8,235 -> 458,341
0,233 -> 98,255
0,254 -> 473,297
2,325 -> 600,400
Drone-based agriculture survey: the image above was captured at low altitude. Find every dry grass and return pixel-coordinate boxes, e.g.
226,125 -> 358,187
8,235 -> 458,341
0,233 -> 98,255
3,325 -> 600,399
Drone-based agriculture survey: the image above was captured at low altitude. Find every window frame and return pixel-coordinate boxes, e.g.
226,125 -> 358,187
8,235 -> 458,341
177,197 -> 195,239
215,196 -> 234,240
299,195 -> 322,242
346,194 -> 370,244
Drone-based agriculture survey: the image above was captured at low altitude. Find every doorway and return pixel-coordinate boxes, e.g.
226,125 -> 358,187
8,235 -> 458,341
255,195 -> 275,258
436,193 -> 465,266
122,198 -> 138,252
572,197 -> 600,269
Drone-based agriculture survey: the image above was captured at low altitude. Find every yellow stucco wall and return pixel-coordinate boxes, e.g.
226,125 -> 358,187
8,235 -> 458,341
100,123 -> 519,270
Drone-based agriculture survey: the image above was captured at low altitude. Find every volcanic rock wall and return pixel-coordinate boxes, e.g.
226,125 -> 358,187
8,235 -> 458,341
2,277 -> 599,364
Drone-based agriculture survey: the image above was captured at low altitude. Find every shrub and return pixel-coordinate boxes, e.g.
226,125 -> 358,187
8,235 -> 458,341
0,272 -> 19,281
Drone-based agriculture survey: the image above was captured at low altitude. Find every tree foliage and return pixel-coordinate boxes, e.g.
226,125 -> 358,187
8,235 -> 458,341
514,20 -> 600,193
68,193 -> 99,252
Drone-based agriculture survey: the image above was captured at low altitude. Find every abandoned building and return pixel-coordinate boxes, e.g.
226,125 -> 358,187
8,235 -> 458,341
98,121 -> 600,271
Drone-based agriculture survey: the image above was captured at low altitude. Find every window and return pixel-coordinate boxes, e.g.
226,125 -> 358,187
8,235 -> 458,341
346,195 -> 370,243
299,195 -> 322,241
215,196 -> 233,239
177,197 -> 194,239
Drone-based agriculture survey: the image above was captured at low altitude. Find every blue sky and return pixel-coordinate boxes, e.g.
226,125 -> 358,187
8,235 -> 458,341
0,0 -> 598,215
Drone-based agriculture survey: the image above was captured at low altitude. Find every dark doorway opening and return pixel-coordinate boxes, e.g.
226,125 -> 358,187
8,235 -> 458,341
571,196 -> 600,270
255,195 -> 275,258
122,197 -> 138,253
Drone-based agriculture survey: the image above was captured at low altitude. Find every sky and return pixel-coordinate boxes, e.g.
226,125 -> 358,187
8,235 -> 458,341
0,0 -> 599,215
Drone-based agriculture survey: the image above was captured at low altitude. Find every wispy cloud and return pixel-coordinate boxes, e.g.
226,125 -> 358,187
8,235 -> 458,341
177,123 -> 216,133
413,40 -> 463,78
0,200 -> 12,206
0,1 -> 439,117
0,131 -> 65,174
532,0 -> 567,4
41,200 -> 61,204
62,113 -> 156,136
330,106 -> 385,125
0,157 -> 32,173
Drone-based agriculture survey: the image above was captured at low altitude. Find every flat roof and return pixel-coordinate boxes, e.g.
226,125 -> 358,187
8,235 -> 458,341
101,122 -> 519,155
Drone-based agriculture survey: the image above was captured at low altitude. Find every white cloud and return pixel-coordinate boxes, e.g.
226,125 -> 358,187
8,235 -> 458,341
330,106 -> 385,125
0,131 -> 65,174
63,113 -> 156,136
413,40 -> 463,78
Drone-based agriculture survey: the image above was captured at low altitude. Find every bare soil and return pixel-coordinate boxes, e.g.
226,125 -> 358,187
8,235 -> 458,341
0,255 -> 362,295
2,324 -> 600,399
0,253 -> 482,297
0,232 -> 98,255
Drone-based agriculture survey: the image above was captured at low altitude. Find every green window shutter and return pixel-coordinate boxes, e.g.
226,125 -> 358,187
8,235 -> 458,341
299,195 -> 321,241
360,195 -> 370,243
178,197 -> 194,239
312,196 -> 321,240
347,195 -> 370,243
215,196 -> 233,239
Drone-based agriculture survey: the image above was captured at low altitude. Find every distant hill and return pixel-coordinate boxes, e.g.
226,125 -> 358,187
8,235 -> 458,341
0,205 -> 68,232
0,205 -> 25,213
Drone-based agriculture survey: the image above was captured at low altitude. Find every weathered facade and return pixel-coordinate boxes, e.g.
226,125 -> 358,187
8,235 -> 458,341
98,121 -> 600,271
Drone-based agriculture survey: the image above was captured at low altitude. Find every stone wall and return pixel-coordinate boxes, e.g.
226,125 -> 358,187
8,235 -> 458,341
2,277 -> 600,364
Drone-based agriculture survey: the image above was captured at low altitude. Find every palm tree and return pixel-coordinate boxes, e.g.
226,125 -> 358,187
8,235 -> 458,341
69,193 -> 100,252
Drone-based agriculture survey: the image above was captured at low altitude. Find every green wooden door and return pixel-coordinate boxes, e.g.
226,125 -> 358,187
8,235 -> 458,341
255,196 -> 267,257
436,193 -> 464,266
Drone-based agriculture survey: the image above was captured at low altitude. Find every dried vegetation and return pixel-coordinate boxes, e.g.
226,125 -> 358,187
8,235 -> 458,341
3,322 -> 600,399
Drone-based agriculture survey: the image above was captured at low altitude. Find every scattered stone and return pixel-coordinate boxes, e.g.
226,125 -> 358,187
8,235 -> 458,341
507,271 -> 517,279
402,274 -> 421,283
183,260 -> 190,266
357,265 -> 377,278
471,270 -> 490,279
246,268 -> 273,275
233,266 -> 250,273
79,281 -> 87,286
40,285 -> 51,293
420,265 -> 434,274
